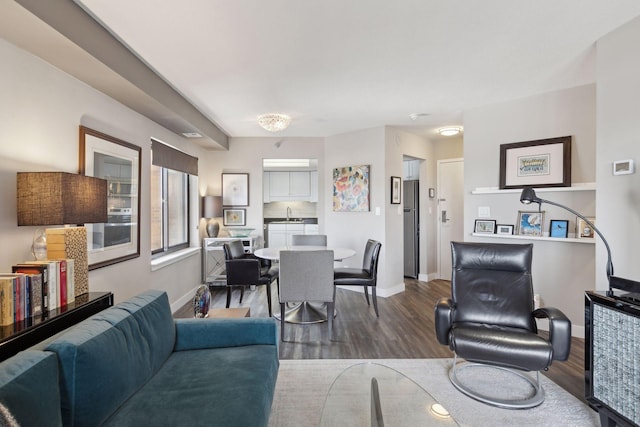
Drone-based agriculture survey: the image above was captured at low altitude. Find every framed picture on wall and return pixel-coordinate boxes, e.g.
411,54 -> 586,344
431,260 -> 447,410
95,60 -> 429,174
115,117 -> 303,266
223,208 -> 246,226
222,173 -> 249,206
390,176 -> 401,204
577,217 -> 596,238
499,136 -> 571,189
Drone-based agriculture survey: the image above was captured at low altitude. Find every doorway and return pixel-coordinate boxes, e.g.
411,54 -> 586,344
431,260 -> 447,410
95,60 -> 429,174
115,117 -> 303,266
437,158 -> 464,280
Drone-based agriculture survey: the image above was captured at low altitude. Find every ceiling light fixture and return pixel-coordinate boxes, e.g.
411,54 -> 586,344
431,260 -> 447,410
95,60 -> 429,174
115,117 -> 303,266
438,127 -> 462,136
257,113 -> 292,132
409,112 -> 429,121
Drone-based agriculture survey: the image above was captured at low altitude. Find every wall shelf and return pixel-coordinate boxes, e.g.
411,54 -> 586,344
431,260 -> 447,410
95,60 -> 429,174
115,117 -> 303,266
471,233 -> 595,244
471,182 -> 595,195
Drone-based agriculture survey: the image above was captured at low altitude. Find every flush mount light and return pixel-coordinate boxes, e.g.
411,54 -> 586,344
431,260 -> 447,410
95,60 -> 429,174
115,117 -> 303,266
257,113 -> 292,132
438,127 -> 462,136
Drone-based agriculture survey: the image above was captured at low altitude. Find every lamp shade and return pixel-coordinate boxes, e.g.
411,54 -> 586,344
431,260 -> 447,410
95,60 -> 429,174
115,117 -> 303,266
17,172 -> 108,226
202,195 -> 222,219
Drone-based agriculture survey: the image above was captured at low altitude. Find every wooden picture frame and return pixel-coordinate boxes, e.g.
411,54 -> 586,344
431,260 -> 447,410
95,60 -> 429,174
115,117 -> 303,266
499,136 -> 571,189
222,173 -> 249,206
549,219 -> 569,238
496,224 -> 514,235
223,208 -> 246,226
474,219 -> 497,234
390,176 -> 401,204
79,126 -> 141,270
516,210 -> 545,237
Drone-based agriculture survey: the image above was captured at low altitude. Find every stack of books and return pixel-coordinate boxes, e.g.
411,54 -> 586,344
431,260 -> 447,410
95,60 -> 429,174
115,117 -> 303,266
0,259 -> 76,327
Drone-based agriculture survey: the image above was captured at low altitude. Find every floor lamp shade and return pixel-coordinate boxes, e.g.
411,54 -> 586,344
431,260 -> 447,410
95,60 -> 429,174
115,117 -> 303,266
202,196 -> 222,238
17,172 -> 108,226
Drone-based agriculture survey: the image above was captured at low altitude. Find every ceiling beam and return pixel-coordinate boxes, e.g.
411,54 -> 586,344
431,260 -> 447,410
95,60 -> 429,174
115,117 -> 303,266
14,0 -> 228,150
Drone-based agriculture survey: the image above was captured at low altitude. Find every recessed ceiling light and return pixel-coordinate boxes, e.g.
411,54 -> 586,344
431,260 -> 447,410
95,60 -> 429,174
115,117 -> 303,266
182,132 -> 202,138
438,127 -> 462,136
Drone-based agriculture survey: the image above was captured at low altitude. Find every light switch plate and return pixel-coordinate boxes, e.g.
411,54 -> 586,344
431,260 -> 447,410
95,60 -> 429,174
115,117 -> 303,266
478,206 -> 491,218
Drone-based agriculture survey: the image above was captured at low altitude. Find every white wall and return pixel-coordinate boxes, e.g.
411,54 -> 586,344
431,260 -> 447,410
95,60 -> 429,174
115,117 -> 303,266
205,137 -> 325,240
463,84 -> 597,336
0,38 -> 206,308
596,15 -> 640,289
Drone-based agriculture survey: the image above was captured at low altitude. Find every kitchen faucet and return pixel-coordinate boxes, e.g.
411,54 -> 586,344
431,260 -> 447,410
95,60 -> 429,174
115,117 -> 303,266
286,206 -> 292,221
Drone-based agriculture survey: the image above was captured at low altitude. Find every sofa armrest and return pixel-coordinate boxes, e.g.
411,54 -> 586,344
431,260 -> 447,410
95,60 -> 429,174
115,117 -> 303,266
174,317 -> 278,352
434,298 -> 453,346
533,307 -> 571,361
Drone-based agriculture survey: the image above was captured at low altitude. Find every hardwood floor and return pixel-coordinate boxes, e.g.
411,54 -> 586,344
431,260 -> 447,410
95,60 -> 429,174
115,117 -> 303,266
174,278 -> 586,402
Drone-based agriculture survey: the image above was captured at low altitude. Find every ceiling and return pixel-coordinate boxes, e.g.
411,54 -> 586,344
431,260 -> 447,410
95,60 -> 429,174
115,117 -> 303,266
5,1 -> 640,147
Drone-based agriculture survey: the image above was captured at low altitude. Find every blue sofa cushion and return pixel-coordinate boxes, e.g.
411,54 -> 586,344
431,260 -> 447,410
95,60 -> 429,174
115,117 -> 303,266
103,344 -> 279,427
45,290 -> 175,426
0,350 -> 62,426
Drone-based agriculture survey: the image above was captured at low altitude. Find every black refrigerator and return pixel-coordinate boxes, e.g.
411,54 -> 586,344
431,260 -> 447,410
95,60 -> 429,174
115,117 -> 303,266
403,180 -> 419,278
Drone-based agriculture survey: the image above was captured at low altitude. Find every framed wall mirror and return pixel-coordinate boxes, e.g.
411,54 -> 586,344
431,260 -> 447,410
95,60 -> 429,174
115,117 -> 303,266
79,126 -> 141,269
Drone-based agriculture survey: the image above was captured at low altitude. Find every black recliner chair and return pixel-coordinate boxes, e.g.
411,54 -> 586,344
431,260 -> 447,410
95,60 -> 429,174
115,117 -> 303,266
435,242 -> 571,408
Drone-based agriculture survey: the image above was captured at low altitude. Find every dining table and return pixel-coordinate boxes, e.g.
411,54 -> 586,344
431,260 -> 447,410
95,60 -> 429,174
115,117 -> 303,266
253,245 -> 356,324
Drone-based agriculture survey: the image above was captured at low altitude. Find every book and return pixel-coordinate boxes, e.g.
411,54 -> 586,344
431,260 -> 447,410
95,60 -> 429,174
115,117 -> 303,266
58,259 -> 67,308
66,258 -> 75,304
24,261 -> 58,310
0,277 -> 15,326
12,264 -> 48,314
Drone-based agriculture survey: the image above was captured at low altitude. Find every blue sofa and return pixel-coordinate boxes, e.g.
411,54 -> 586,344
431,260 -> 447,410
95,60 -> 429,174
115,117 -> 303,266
0,290 -> 279,426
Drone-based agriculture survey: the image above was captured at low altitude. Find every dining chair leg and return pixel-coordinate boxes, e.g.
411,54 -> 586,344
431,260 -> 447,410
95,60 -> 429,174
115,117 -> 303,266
239,286 -> 245,304
364,286 -> 370,305
327,301 -> 334,340
371,287 -> 379,317
266,283 -> 273,317
226,287 -> 232,308
280,302 -> 286,341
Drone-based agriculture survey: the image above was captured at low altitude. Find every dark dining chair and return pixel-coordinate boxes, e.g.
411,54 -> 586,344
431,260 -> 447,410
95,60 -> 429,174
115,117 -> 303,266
223,240 -> 279,317
333,239 -> 382,316
435,242 -> 571,409
290,234 -> 327,246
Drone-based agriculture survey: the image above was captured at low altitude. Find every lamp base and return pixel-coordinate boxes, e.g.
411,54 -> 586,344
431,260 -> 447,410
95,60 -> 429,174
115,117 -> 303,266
206,220 -> 220,238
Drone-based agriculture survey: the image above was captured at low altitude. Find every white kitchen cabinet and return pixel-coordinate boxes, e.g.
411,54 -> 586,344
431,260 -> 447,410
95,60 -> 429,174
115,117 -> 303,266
263,171 -> 312,202
310,171 -> 318,202
267,223 -> 304,247
403,159 -> 420,180
304,224 -> 319,235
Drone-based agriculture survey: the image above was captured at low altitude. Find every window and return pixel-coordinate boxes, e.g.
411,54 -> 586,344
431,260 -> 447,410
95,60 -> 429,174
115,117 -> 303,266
151,140 -> 198,256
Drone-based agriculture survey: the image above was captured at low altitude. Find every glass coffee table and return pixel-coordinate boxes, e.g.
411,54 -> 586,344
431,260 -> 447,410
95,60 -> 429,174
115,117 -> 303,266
320,363 -> 459,426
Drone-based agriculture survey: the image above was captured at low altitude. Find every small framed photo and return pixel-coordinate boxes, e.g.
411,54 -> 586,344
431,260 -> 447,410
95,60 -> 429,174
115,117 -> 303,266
576,217 -> 596,238
549,219 -> 569,238
222,208 -> 246,226
496,224 -> 514,235
474,219 -> 497,234
390,176 -> 402,204
516,210 -> 545,237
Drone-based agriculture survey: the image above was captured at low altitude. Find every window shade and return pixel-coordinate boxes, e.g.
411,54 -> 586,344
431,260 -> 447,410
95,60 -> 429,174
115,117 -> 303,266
151,139 -> 198,175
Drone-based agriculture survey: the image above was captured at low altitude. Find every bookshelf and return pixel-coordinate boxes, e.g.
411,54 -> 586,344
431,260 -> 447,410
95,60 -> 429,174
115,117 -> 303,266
0,291 -> 113,361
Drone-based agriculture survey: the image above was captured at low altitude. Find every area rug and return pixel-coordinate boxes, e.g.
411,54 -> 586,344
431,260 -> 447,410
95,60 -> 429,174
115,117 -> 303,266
268,359 -> 599,427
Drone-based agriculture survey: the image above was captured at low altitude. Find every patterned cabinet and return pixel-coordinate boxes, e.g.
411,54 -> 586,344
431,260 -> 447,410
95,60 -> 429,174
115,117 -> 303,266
202,236 -> 261,286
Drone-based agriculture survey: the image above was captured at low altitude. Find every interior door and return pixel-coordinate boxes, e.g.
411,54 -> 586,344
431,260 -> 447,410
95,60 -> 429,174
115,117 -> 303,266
437,159 -> 464,280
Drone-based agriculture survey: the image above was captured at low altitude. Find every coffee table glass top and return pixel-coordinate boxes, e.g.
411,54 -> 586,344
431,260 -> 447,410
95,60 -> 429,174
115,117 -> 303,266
320,362 -> 459,427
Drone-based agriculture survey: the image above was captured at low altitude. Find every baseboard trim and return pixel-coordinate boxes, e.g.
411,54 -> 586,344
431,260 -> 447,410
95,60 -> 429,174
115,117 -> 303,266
171,286 -> 199,314
536,319 -> 584,339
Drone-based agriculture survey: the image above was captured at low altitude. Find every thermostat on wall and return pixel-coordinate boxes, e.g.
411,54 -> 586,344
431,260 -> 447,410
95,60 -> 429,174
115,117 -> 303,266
613,159 -> 634,175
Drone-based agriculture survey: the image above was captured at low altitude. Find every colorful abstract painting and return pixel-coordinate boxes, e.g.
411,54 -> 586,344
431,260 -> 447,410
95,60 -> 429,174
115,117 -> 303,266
333,165 -> 370,212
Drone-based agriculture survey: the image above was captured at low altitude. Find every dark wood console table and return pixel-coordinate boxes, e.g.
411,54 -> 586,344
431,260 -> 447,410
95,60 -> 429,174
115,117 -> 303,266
0,291 -> 113,362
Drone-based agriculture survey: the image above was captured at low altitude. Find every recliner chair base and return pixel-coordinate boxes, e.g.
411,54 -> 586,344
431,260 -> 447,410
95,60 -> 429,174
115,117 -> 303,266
449,355 -> 545,409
